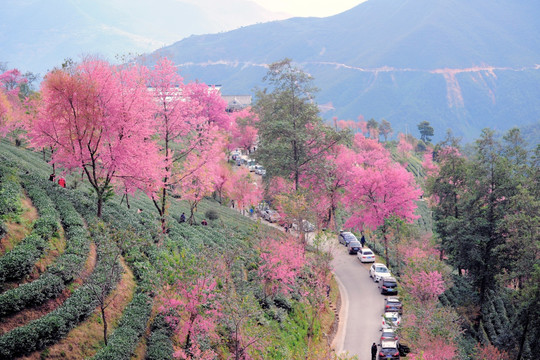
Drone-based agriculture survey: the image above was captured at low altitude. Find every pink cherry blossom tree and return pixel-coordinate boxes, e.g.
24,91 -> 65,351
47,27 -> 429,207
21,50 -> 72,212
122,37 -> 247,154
398,132 -> 414,157
149,57 -> 229,231
0,68 -> 28,137
258,236 -> 305,300
224,166 -> 263,214
300,144 -> 352,230
160,276 -> 223,359
344,158 -> 422,266
177,130 -> 225,224
30,59 -> 164,217
228,107 -> 259,153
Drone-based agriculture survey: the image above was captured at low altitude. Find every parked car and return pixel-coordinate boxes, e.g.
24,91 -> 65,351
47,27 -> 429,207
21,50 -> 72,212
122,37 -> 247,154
378,340 -> 401,360
255,165 -> 266,176
379,276 -> 399,295
262,209 -> 281,223
292,219 -> 315,232
357,247 -> 376,263
382,311 -> 401,329
338,231 -> 358,246
347,240 -> 362,254
384,297 -> 403,314
380,328 -> 399,343
369,263 -> 392,282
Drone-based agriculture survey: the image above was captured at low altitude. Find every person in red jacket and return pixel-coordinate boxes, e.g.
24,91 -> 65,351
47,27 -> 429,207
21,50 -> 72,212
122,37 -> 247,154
58,177 -> 66,188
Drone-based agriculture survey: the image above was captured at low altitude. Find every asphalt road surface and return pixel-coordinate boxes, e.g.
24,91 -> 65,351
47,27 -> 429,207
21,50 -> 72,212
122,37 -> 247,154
329,239 -> 385,360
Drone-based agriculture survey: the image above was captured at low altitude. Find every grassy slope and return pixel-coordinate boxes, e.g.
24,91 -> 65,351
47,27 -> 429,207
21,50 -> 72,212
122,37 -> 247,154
0,140 -> 333,359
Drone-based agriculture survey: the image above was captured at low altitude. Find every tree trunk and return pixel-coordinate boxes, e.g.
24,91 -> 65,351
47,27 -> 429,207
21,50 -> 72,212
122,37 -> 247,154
516,312 -> 529,360
382,227 -> 390,267
101,305 -> 108,345
97,194 -> 103,218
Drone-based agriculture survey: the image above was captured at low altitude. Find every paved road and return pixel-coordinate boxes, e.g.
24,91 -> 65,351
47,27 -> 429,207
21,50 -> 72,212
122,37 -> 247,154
251,220 -> 385,359
328,239 -> 385,360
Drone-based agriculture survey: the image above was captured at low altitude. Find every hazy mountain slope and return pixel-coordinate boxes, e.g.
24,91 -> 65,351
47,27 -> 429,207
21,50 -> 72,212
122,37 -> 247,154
0,0 -> 287,75
153,0 -> 540,141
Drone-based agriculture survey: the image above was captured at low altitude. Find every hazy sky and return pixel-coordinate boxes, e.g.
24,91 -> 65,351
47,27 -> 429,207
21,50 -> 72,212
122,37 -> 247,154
251,0 -> 366,17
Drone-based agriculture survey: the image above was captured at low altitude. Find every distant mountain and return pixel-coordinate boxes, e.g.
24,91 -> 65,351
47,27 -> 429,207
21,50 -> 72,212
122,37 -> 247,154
0,0 -> 287,75
151,0 -> 540,142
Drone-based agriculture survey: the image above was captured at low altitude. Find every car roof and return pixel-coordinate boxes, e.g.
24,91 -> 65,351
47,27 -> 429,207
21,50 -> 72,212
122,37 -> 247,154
349,240 -> 361,245
384,312 -> 399,317
386,297 -> 400,303
383,277 -> 397,282
361,248 -> 373,252
381,328 -> 395,333
373,262 -> 386,267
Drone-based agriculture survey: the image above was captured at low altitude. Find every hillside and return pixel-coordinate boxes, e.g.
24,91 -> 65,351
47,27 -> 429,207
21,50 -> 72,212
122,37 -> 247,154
0,140 -> 337,359
150,0 -> 540,142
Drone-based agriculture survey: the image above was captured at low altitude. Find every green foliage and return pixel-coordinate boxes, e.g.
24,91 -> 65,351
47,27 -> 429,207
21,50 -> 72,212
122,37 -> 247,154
0,162 -> 22,218
254,58 -> 344,189
205,208 -> 219,221
145,314 -> 174,360
0,172 -> 90,316
0,233 -> 120,358
0,233 -> 46,283
91,293 -> 153,360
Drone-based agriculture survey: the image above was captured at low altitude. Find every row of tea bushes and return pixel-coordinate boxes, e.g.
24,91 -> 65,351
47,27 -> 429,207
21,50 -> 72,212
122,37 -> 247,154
0,177 -> 90,317
0,172 -> 59,285
0,225 -> 121,358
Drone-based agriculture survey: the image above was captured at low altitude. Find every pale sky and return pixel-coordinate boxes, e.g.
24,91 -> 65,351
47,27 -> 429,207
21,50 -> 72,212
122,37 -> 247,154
251,0 -> 367,17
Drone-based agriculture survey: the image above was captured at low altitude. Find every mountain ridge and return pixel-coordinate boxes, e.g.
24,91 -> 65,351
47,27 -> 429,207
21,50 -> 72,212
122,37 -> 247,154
151,0 -> 540,142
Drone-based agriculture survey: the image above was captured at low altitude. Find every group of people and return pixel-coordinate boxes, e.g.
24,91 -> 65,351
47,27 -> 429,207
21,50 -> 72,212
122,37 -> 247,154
49,173 -> 66,188
178,212 -> 207,226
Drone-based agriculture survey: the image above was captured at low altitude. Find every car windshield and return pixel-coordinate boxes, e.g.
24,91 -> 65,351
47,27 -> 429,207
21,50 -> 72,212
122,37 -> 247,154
376,266 -> 389,273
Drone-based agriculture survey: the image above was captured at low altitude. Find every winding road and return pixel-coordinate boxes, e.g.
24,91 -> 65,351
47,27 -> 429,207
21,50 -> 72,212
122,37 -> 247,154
325,237 -> 386,360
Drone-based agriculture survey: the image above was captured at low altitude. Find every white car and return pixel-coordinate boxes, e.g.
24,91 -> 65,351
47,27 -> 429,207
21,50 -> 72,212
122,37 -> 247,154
357,247 -> 376,263
369,263 -> 392,282
382,311 -> 401,329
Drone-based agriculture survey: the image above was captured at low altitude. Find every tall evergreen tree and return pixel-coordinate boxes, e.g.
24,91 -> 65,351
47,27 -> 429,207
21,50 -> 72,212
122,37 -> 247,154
254,59 -> 342,190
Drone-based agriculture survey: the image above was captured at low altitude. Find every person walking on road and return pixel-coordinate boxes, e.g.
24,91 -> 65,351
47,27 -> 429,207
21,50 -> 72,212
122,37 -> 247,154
371,342 -> 378,360
360,233 -> 366,248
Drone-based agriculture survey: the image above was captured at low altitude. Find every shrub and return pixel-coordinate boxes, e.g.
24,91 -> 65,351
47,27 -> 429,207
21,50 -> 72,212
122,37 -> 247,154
0,233 -> 46,283
145,314 -> 174,360
205,209 -> 219,221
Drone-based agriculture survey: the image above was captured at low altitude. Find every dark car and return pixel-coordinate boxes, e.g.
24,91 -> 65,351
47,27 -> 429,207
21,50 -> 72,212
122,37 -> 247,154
379,277 -> 398,295
338,231 -> 358,246
384,297 -> 403,314
378,341 -> 411,359
347,240 -> 362,254
378,340 -> 400,360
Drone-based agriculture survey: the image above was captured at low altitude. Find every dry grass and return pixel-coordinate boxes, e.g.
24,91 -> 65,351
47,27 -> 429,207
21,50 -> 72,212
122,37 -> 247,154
0,242 -> 97,335
0,195 -> 38,255
21,257 -> 137,359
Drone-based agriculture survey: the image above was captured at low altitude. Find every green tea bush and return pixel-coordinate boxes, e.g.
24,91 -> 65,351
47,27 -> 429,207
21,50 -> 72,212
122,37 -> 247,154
0,181 -> 90,316
0,163 -> 22,217
145,314 -> 174,360
0,273 -> 65,316
0,245 -> 118,359
0,233 -> 46,283
205,209 -> 219,221
92,293 -> 153,360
